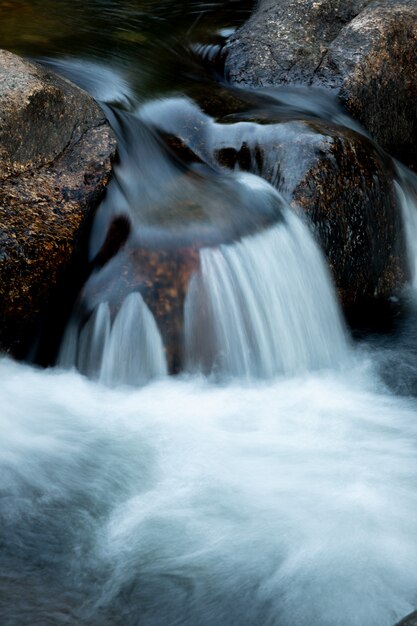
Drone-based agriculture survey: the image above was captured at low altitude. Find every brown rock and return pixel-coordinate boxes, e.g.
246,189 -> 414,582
80,242 -> 201,374
224,0 -> 417,167
0,49 -> 116,357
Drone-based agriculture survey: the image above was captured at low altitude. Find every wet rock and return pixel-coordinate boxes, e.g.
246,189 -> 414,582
224,0 -> 417,167
395,610 -> 417,625
79,243 -> 201,374
0,49 -> 116,357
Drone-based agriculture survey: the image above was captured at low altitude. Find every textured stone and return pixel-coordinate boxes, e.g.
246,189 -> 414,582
0,49 -> 116,357
224,0 -> 417,167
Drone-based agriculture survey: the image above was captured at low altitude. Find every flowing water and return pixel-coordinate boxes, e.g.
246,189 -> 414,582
184,209 -> 348,378
2,2 -> 417,625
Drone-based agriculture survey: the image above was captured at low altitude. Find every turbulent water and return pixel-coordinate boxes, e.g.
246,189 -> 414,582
2,357 -> 417,626
3,1 -> 417,625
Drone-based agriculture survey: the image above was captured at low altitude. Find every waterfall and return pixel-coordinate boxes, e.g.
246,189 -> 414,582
59,292 -> 168,386
395,164 -> 417,287
184,208 -> 349,378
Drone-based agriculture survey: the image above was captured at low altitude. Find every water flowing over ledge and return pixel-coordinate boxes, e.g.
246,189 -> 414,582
395,165 -> 417,289
60,167 -> 348,385
185,209 -> 348,378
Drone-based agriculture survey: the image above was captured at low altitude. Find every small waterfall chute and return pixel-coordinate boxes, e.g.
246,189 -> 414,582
100,292 -> 167,386
184,208 -> 349,378
59,292 -> 167,386
78,301 -> 112,378
395,164 -> 417,287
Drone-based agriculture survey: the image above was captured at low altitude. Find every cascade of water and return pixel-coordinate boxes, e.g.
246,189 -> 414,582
395,164 -> 417,287
184,207 -> 349,378
59,292 -> 168,386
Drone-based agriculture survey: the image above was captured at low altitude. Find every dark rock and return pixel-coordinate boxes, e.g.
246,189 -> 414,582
288,123 -> 406,307
395,610 -> 417,625
224,0 -> 417,167
0,49 -> 116,357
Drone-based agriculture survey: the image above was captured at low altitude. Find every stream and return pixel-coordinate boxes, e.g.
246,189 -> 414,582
2,2 -> 417,625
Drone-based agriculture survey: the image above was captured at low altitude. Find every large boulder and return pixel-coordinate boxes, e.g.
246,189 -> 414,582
224,0 -> 417,168
0,50 -> 116,357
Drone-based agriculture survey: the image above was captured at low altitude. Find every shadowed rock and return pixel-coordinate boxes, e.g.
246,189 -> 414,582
224,0 -> 417,168
0,49 -> 116,357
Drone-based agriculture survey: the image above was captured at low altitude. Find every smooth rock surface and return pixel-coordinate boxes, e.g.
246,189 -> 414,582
0,49 -> 116,357
225,0 -> 417,167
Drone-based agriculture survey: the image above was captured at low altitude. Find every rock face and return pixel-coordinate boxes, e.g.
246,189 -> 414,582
0,50 -> 116,358
224,0 -> 417,167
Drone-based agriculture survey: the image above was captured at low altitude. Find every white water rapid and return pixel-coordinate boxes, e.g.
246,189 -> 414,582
2,357 -> 417,626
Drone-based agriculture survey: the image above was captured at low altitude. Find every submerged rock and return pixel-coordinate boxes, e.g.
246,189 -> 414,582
224,0 -> 417,167
0,49 -> 116,357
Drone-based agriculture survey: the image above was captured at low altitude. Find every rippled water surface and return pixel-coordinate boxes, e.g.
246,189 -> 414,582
0,0 -> 252,102
2,1 -> 417,625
